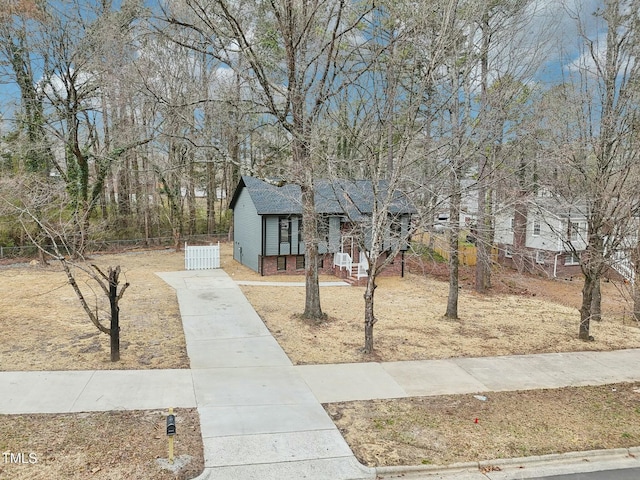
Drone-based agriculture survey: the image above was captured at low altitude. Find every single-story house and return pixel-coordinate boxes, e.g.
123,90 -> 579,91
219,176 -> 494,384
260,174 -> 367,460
229,176 -> 416,278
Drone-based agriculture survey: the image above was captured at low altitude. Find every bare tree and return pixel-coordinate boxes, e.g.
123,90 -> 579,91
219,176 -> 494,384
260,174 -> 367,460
162,0 -> 375,319
538,0 -> 640,340
0,176 -> 129,362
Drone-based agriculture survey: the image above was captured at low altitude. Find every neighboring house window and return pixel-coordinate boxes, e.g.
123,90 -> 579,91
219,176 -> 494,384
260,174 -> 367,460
298,218 -> 304,244
296,255 -> 305,270
532,219 -> 541,236
535,250 -> 545,264
279,217 -> 291,244
277,256 -> 287,271
565,252 -> 580,265
505,247 -> 513,258
569,222 -> 580,242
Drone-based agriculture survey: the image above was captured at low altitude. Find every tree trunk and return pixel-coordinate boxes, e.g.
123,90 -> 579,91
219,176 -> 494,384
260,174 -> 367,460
633,240 -> 640,322
446,233 -> 460,319
206,160 -> 216,234
118,154 -> 131,220
133,153 -> 142,219
187,159 -> 197,235
579,274 -> 594,340
302,181 -> 323,320
108,267 -> 121,362
634,282 -> 640,323
475,181 -> 489,293
513,194 -> 528,273
294,98 -> 322,319
475,9 -> 491,294
590,277 -> 601,322
445,172 -> 461,319
363,274 -> 377,353
173,228 -> 181,252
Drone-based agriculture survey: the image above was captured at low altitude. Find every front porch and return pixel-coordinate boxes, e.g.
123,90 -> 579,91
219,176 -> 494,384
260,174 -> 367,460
333,236 -> 369,285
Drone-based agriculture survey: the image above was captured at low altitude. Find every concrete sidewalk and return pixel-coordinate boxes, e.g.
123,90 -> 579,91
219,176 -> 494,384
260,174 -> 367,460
235,280 -> 350,287
0,369 -> 195,414
296,349 -> 640,403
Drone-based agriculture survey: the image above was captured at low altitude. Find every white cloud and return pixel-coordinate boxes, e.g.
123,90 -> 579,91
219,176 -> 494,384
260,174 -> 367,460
38,69 -> 102,110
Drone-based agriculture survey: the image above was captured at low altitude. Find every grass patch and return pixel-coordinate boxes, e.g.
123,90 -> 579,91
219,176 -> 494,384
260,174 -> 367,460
325,383 -> 640,467
0,409 -> 203,480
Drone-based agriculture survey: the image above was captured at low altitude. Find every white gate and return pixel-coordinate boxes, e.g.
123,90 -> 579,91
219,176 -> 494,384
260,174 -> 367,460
185,242 -> 221,270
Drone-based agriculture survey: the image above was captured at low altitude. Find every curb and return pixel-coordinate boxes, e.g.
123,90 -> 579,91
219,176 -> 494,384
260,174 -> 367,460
377,461 -> 479,477
375,446 -> 640,478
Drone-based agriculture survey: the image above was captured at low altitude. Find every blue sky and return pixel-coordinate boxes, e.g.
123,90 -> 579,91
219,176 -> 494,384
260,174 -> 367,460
0,0 -> 610,135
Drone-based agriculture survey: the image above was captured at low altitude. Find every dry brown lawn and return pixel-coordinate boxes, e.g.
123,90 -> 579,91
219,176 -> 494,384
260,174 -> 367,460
1,248 -> 199,479
0,249 -> 189,371
1,408 -> 203,480
326,383 -> 640,467
237,264 -> 640,365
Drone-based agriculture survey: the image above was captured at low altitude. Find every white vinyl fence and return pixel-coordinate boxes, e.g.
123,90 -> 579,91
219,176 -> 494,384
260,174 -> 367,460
185,242 -> 220,270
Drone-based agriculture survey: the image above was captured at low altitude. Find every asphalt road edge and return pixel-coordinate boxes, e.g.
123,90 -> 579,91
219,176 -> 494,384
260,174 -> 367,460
375,446 -> 640,479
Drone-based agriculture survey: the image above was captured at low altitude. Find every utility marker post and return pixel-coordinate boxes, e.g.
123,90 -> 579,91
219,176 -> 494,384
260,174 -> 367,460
166,407 -> 176,464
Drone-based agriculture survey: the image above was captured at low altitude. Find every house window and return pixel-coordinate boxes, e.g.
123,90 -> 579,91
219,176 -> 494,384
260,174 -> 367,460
318,216 -> 329,241
279,217 -> 291,244
298,218 -> 304,244
565,252 -> 580,266
390,217 -> 402,238
296,255 -> 305,270
505,247 -> 513,258
532,220 -> 541,236
277,256 -> 287,271
535,250 -> 545,264
569,222 -> 580,242
318,256 -> 324,269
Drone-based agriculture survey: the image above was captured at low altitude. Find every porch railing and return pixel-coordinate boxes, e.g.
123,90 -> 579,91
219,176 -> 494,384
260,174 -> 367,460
611,250 -> 635,284
355,261 -> 368,279
333,252 -> 352,272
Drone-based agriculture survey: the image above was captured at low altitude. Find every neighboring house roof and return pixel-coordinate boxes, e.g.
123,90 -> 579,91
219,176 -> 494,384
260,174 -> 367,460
529,197 -> 588,220
229,176 -> 417,217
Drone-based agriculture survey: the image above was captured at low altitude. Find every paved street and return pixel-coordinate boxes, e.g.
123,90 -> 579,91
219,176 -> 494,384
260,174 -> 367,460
530,467 -> 640,480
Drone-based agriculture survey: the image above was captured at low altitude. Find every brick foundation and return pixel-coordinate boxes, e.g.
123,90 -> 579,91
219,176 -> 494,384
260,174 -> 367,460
258,251 -> 406,280
492,246 -> 584,279
259,253 -> 337,276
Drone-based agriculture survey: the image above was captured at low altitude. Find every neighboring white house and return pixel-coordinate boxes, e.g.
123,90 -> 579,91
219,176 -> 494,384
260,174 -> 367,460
494,195 -> 588,277
432,179 -> 479,231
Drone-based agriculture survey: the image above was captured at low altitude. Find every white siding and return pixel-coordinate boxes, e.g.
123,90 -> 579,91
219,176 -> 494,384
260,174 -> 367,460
526,215 -> 560,250
494,211 -> 514,245
495,206 -> 588,253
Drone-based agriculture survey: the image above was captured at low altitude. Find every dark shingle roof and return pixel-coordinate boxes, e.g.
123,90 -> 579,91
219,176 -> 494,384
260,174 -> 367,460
229,176 -> 417,217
